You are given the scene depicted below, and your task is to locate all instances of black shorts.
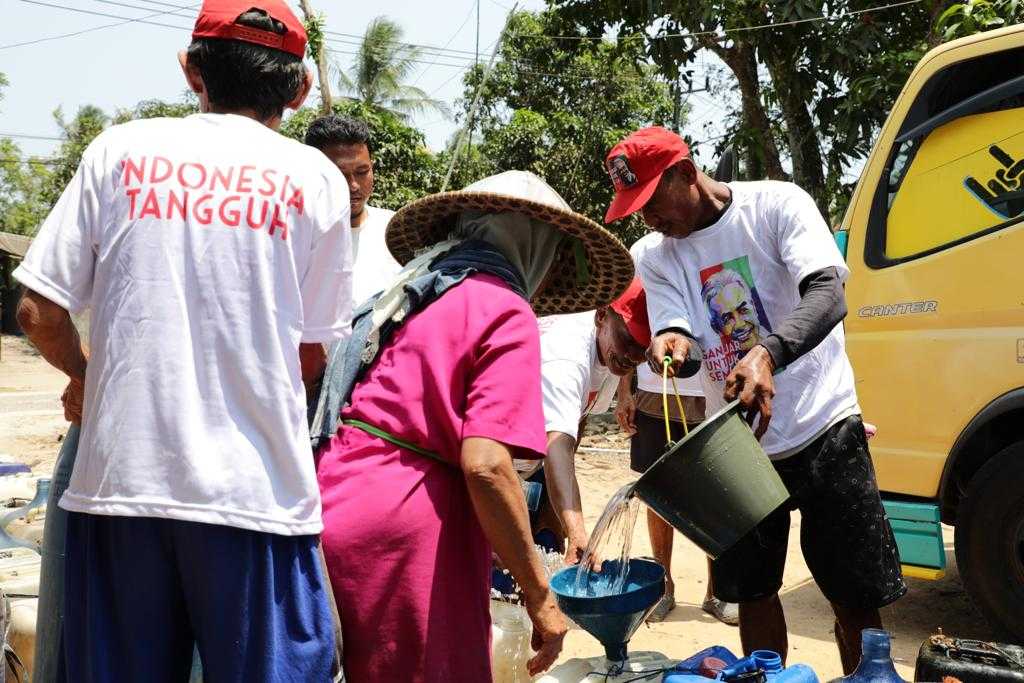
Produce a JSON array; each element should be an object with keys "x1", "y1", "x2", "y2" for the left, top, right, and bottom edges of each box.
[
  {"x1": 710, "y1": 415, "x2": 907, "y2": 610},
  {"x1": 630, "y1": 411, "x2": 703, "y2": 474}
]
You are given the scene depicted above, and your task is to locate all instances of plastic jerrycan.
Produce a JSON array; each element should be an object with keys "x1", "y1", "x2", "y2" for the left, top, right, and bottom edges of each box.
[
  {"x1": 663, "y1": 645, "x2": 739, "y2": 682},
  {"x1": 828, "y1": 630, "x2": 908, "y2": 683},
  {"x1": 718, "y1": 651, "x2": 819, "y2": 682}
]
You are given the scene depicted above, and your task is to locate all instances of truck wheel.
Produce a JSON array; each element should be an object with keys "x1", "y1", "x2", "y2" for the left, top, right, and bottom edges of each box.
[{"x1": 954, "y1": 441, "x2": 1024, "y2": 640}]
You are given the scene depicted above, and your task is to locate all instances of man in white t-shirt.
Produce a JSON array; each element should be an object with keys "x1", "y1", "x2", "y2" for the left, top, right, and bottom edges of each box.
[
  {"x1": 305, "y1": 114, "x2": 402, "y2": 306},
  {"x1": 14, "y1": 2, "x2": 351, "y2": 679},
  {"x1": 530, "y1": 279, "x2": 649, "y2": 565},
  {"x1": 614, "y1": 231, "x2": 737, "y2": 626},
  {"x1": 603, "y1": 127, "x2": 905, "y2": 674}
]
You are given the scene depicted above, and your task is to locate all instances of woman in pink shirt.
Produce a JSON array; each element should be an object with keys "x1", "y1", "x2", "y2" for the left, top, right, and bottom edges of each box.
[{"x1": 316, "y1": 171, "x2": 634, "y2": 682}]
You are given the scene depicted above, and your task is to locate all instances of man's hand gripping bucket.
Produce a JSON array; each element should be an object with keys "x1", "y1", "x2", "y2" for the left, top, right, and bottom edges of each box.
[{"x1": 629, "y1": 359, "x2": 790, "y2": 559}]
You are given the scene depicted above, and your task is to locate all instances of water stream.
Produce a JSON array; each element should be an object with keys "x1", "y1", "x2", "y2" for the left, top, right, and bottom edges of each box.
[{"x1": 573, "y1": 483, "x2": 642, "y2": 596}]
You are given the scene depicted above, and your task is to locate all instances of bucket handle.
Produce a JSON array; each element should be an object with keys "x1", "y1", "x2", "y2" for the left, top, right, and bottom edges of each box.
[{"x1": 661, "y1": 357, "x2": 689, "y2": 447}]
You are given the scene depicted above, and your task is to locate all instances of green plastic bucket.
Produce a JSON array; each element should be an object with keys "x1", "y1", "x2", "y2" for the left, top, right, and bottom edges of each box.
[{"x1": 631, "y1": 399, "x2": 790, "y2": 559}]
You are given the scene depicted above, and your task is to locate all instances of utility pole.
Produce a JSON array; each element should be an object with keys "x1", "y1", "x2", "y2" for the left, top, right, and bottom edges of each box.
[
  {"x1": 442, "y1": 2, "x2": 519, "y2": 191},
  {"x1": 469, "y1": 0, "x2": 480, "y2": 150},
  {"x1": 298, "y1": 0, "x2": 334, "y2": 115}
]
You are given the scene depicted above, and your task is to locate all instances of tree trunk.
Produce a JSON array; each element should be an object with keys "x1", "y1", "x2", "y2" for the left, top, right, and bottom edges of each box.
[
  {"x1": 297, "y1": 0, "x2": 333, "y2": 115},
  {"x1": 707, "y1": 40, "x2": 786, "y2": 182},
  {"x1": 761, "y1": 49, "x2": 830, "y2": 218}
]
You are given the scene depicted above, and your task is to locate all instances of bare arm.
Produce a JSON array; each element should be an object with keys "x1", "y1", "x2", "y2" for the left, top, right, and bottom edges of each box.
[
  {"x1": 544, "y1": 431, "x2": 587, "y2": 565},
  {"x1": 16, "y1": 289, "x2": 87, "y2": 382},
  {"x1": 17, "y1": 289, "x2": 88, "y2": 424},
  {"x1": 298, "y1": 342, "x2": 327, "y2": 400},
  {"x1": 461, "y1": 436, "x2": 566, "y2": 675},
  {"x1": 615, "y1": 371, "x2": 637, "y2": 436}
]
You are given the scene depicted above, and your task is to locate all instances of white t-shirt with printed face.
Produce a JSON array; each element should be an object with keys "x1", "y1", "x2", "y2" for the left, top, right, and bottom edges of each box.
[
  {"x1": 350, "y1": 204, "x2": 401, "y2": 306},
  {"x1": 14, "y1": 113, "x2": 353, "y2": 535},
  {"x1": 638, "y1": 180, "x2": 859, "y2": 457},
  {"x1": 538, "y1": 311, "x2": 616, "y2": 440},
  {"x1": 630, "y1": 233, "x2": 704, "y2": 397}
]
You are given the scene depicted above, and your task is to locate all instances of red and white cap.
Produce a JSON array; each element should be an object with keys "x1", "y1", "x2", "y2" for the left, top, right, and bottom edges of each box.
[
  {"x1": 609, "y1": 278, "x2": 651, "y2": 348},
  {"x1": 192, "y1": 0, "x2": 307, "y2": 59},
  {"x1": 604, "y1": 127, "x2": 690, "y2": 224}
]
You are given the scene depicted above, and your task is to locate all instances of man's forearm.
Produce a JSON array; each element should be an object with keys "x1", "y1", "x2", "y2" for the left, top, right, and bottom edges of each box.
[
  {"x1": 544, "y1": 432, "x2": 585, "y2": 541},
  {"x1": 16, "y1": 289, "x2": 87, "y2": 381}
]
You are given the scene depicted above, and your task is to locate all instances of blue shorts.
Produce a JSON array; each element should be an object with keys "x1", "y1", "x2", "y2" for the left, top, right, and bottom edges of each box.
[{"x1": 61, "y1": 512, "x2": 334, "y2": 683}]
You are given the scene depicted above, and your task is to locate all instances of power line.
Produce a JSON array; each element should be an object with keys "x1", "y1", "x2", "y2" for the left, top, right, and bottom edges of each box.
[
  {"x1": 91, "y1": 0, "x2": 194, "y2": 18},
  {"x1": 411, "y1": 0, "x2": 479, "y2": 87},
  {"x1": 443, "y1": 3, "x2": 519, "y2": 190},
  {"x1": 325, "y1": 47, "x2": 472, "y2": 71},
  {"x1": 14, "y1": 0, "x2": 191, "y2": 32},
  {"x1": 511, "y1": 0, "x2": 925, "y2": 42},
  {"x1": 323, "y1": 36, "x2": 481, "y2": 63},
  {"x1": 0, "y1": 157, "x2": 61, "y2": 166},
  {"x1": 4, "y1": 0, "x2": 197, "y2": 49},
  {"x1": 324, "y1": 31, "x2": 482, "y2": 59},
  {"x1": 0, "y1": 133, "x2": 64, "y2": 141}
]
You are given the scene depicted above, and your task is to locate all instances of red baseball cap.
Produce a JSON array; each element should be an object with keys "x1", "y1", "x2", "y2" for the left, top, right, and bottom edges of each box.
[
  {"x1": 192, "y1": 0, "x2": 307, "y2": 59},
  {"x1": 604, "y1": 127, "x2": 689, "y2": 224},
  {"x1": 609, "y1": 278, "x2": 651, "y2": 348}
]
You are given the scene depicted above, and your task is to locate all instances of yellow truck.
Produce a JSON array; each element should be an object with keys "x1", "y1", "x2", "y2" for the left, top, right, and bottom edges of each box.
[{"x1": 839, "y1": 22, "x2": 1024, "y2": 640}]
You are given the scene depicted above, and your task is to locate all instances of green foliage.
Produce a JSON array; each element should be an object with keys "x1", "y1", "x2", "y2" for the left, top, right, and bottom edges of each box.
[
  {"x1": 280, "y1": 100, "x2": 444, "y2": 210},
  {"x1": 112, "y1": 95, "x2": 199, "y2": 123},
  {"x1": 335, "y1": 16, "x2": 451, "y2": 120},
  {"x1": 304, "y1": 11, "x2": 327, "y2": 63},
  {"x1": 451, "y1": 10, "x2": 677, "y2": 243},
  {"x1": 39, "y1": 105, "x2": 109, "y2": 210},
  {"x1": 936, "y1": 0, "x2": 1024, "y2": 41},
  {"x1": 0, "y1": 139, "x2": 51, "y2": 236},
  {"x1": 549, "y1": 0, "x2": 1024, "y2": 221}
]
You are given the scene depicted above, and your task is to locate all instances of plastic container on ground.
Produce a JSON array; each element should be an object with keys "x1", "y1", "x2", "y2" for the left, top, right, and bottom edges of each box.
[
  {"x1": 537, "y1": 651, "x2": 678, "y2": 682},
  {"x1": 828, "y1": 630, "x2": 908, "y2": 682},
  {"x1": 663, "y1": 648, "x2": 818, "y2": 682},
  {"x1": 491, "y1": 599, "x2": 533, "y2": 683}
]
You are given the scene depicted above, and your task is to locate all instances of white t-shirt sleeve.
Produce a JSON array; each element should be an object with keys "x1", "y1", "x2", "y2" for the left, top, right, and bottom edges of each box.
[
  {"x1": 541, "y1": 358, "x2": 589, "y2": 439},
  {"x1": 299, "y1": 180, "x2": 354, "y2": 344},
  {"x1": 638, "y1": 246, "x2": 693, "y2": 336},
  {"x1": 772, "y1": 184, "x2": 849, "y2": 286},
  {"x1": 13, "y1": 144, "x2": 103, "y2": 314}
]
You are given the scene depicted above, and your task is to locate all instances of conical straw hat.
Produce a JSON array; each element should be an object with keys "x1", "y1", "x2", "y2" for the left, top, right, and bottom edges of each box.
[{"x1": 385, "y1": 171, "x2": 635, "y2": 316}]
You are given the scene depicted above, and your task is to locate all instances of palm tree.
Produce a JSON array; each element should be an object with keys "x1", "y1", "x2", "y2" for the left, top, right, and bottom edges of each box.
[{"x1": 337, "y1": 17, "x2": 452, "y2": 120}]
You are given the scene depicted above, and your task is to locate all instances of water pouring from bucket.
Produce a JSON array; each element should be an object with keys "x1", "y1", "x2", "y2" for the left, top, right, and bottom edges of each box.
[{"x1": 548, "y1": 360, "x2": 790, "y2": 673}]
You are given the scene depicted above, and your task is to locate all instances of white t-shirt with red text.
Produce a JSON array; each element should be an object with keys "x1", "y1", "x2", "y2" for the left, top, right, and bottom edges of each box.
[
  {"x1": 638, "y1": 181, "x2": 859, "y2": 457},
  {"x1": 14, "y1": 113, "x2": 353, "y2": 535}
]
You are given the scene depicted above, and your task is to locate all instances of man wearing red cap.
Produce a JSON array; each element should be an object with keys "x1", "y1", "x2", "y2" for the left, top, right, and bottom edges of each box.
[
  {"x1": 525, "y1": 279, "x2": 649, "y2": 565},
  {"x1": 603, "y1": 127, "x2": 905, "y2": 673},
  {"x1": 14, "y1": 2, "x2": 351, "y2": 680}
]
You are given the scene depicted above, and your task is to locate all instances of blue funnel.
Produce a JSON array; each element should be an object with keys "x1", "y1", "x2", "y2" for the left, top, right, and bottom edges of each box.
[{"x1": 550, "y1": 559, "x2": 665, "y2": 662}]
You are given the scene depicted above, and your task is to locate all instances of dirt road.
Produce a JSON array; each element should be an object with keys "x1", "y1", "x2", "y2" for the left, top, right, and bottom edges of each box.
[{"x1": 0, "y1": 334, "x2": 995, "y2": 680}]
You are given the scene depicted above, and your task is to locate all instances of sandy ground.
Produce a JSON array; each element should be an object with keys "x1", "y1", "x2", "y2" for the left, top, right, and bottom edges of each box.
[{"x1": 0, "y1": 334, "x2": 996, "y2": 681}]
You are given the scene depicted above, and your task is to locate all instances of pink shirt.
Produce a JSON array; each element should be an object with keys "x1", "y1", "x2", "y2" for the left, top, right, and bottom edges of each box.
[{"x1": 318, "y1": 273, "x2": 546, "y2": 682}]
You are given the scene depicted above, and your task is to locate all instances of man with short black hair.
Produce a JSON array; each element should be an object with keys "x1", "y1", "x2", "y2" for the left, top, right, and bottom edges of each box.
[
  {"x1": 15, "y1": 1, "x2": 351, "y2": 679},
  {"x1": 306, "y1": 114, "x2": 402, "y2": 304},
  {"x1": 603, "y1": 126, "x2": 905, "y2": 674}
]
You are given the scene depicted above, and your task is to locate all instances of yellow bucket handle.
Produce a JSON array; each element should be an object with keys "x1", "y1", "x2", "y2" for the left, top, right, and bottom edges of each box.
[{"x1": 662, "y1": 357, "x2": 689, "y2": 446}]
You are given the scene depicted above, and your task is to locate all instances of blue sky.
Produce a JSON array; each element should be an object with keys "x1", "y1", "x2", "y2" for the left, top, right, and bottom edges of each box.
[{"x1": 1, "y1": 0, "x2": 725, "y2": 164}]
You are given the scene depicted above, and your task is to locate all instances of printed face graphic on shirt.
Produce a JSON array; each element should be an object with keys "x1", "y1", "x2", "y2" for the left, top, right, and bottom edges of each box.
[{"x1": 700, "y1": 257, "x2": 773, "y2": 381}]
